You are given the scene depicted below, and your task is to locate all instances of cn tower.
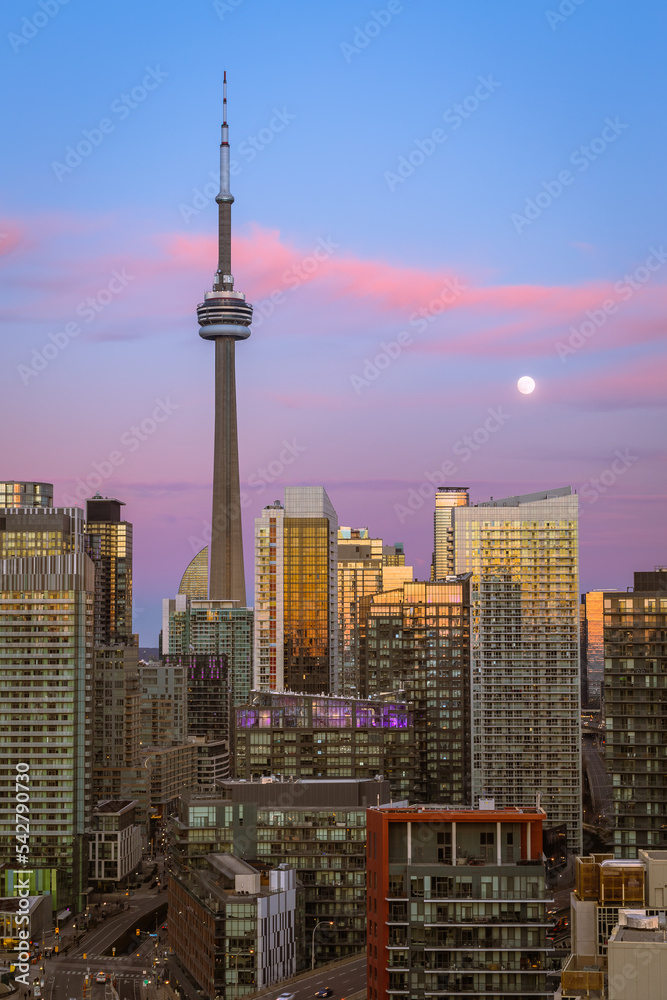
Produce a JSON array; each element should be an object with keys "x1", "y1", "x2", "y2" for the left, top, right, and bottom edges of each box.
[{"x1": 196, "y1": 73, "x2": 252, "y2": 605}]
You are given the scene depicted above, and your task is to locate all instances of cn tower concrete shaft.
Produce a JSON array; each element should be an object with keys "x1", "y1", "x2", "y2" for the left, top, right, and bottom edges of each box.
[{"x1": 209, "y1": 336, "x2": 246, "y2": 604}]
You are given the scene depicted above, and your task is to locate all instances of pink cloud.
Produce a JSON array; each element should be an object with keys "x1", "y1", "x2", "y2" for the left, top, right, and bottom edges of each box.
[
  {"x1": 3, "y1": 212, "x2": 666, "y2": 365},
  {"x1": 543, "y1": 355, "x2": 667, "y2": 410},
  {"x1": 0, "y1": 221, "x2": 24, "y2": 257}
]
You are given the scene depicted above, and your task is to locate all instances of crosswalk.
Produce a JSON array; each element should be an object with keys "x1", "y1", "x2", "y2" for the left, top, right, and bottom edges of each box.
[{"x1": 58, "y1": 970, "x2": 144, "y2": 977}]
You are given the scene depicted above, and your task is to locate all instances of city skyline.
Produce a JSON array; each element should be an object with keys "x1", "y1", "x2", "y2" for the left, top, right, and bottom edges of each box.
[{"x1": 1, "y1": 1, "x2": 665, "y2": 643}]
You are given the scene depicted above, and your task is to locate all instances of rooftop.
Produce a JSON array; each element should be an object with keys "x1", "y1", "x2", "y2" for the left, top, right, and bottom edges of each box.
[
  {"x1": 611, "y1": 926, "x2": 667, "y2": 944},
  {"x1": 94, "y1": 799, "x2": 136, "y2": 814}
]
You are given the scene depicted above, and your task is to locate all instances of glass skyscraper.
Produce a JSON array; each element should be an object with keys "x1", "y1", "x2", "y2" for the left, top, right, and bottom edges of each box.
[
  {"x1": 604, "y1": 570, "x2": 667, "y2": 857},
  {"x1": 0, "y1": 505, "x2": 94, "y2": 913},
  {"x1": 580, "y1": 590, "x2": 610, "y2": 710},
  {"x1": 163, "y1": 595, "x2": 252, "y2": 709},
  {"x1": 359, "y1": 578, "x2": 472, "y2": 804},
  {"x1": 84, "y1": 494, "x2": 133, "y2": 646},
  {"x1": 452, "y1": 487, "x2": 583, "y2": 854},
  {"x1": 432, "y1": 486, "x2": 469, "y2": 580},
  {"x1": 254, "y1": 487, "x2": 338, "y2": 694}
]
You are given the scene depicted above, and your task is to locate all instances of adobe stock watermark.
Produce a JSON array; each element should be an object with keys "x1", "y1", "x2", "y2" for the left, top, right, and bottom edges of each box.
[
  {"x1": 511, "y1": 117, "x2": 628, "y2": 233},
  {"x1": 394, "y1": 407, "x2": 511, "y2": 523},
  {"x1": 188, "y1": 439, "x2": 306, "y2": 553},
  {"x1": 51, "y1": 66, "x2": 168, "y2": 181},
  {"x1": 340, "y1": 1, "x2": 411, "y2": 63},
  {"x1": 546, "y1": 0, "x2": 587, "y2": 30},
  {"x1": 579, "y1": 449, "x2": 638, "y2": 507},
  {"x1": 213, "y1": 0, "x2": 244, "y2": 20},
  {"x1": 60, "y1": 397, "x2": 179, "y2": 505},
  {"x1": 179, "y1": 108, "x2": 296, "y2": 223},
  {"x1": 556, "y1": 246, "x2": 667, "y2": 361},
  {"x1": 8, "y1": 0, "x2": 70, "y2": 54},
  {"x1": 608, "y1": 947, "x2": 661, "y2": 995},
  {"x1": 17, "y1": 269, "x2": 134, "y2": 385},
  {"x1": 349, "y1": 277, "x2": 466, "y2": 395},
  {"x1": 384, "y1": 75, "x2": 501, "y2": 191},
  {"x1": 252, "y1": 236, "x2": 340, "y2": 329}
]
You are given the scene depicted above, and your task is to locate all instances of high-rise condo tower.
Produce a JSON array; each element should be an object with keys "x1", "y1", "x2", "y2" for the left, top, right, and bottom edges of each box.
[{"x1": 196, "y1": 73, "x2": 252, "y2": 604}]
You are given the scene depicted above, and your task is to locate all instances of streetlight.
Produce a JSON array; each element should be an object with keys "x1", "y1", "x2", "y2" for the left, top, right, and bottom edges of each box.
[{"x1": 311, "y1": 921, "x2": 333, "y2": 971}]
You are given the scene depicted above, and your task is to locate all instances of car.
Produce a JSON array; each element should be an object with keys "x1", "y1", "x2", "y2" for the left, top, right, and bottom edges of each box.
[
  {"x1": 315, "y1": 991, "x2": 334, "y2": 998},
  {"x1": 275, "y1": 994, "x2": 295, "y2": 1000},
  {"x1": 95, "y1": 973, "x2": 107, "y2": 983}
]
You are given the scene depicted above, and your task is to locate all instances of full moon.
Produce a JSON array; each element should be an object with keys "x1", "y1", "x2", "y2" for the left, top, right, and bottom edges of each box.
[{"x1": 517, "y1": 375, "x2": 536, "y2": 394}]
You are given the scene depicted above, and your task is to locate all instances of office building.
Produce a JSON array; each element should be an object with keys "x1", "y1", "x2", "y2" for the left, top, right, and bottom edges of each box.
[
  {"x1": 163, "y1": 595, "x2": 253, "y2": 708},
  {"x1": 89, "y1": 800, "x2": 142, "y2": 886},
  {"x1": 0, "y1": 506, "x2": 94, "y2": 913},
  {"x1": 169, "y1": 777, "x2": 390, "y2": 963},
  {"x1": 360, "y1": 578, "x2": 472, "y2": 804},
  {"x1": 452, "y1": 487, "x2": 583, "y2": 854},
  {"x1": 0, "y1": 481, "x2": 52, "y2": 508},
  {"x1": 366, "y1": 804, "x2": 552, "y2": 999},
  {"x1": 233, "y1": 690, "x2": 416, "y2": 799},
  {"x1": 604, "y1": 570, "x2": 667, "y2": 857},
  {"x1": 169, "y1": 855, "x2": 298, "y2": 999},
  {"x1": 337, "y1": 528, "x2": 413, "y2": 697},
  {"x1": 432, "y1": 486, "x2": 469, "y2": 580},
  {"x1": 195, "y1": 73, "x2": 252, "y2": 606},
  {"x1": 254, "y1": 488, "x2": 338, "y2": 694}
]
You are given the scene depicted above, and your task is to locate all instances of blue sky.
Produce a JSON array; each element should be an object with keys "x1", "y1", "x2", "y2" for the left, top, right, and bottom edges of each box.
[{"x1": 1, "y1": 0, "x2": 665, "y2": 642}]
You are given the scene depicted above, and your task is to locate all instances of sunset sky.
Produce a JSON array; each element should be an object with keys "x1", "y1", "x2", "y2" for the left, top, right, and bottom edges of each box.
[{"x1": 1, "y1": 0, "x2": 665, "y2": 643}]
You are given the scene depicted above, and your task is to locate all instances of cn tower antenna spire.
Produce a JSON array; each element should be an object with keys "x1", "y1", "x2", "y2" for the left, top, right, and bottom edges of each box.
[{"x1": 215, "y1": 70, "x2": 234, "y2": 292}]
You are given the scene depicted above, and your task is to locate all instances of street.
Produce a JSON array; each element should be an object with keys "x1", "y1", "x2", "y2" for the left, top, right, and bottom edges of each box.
[{"x1": 38, "y1": 883, "x2": 166, "y2": 1000}]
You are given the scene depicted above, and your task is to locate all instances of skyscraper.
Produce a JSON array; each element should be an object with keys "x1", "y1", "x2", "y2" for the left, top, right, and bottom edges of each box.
[
  {"x1": 196, "y1": 73, "x2": 252, "y2": 605},
  {"x1": 338, "y1": 527, "x2": 383, "y2": 697},
  {"x1": 85, "y1": 494, "x2": 133, "y2": 646},
  {"x1": 580, "y1": 590, "x2": 609, "y2": 710},
  {"x1": 337, "y1": 528, "x2": 413, "y2": 697},
  {"x1": 0, "y1": 505, "x2": 94, "y2": 913},
  {"x1": 452, "y1": 487, "x2": 583, "y2": 854},
  {"x1": 359, "y1": 578, "x2": 472, "y2": 804},
  {"x1": 85, "y1": 494, "x2": 141, "y2": 807},
  {"x1": 163, "y1": 595, "x2": 252, "y2": 708},
  {"x1": 254, "y1": 488, "x2": 338, "y2": 694},
  {"x1": 432, "y1": 485, "x2": 469, "y2": 580},
  {"x1": 604, "y1": 569, "x2": 667, "y2": 857}
]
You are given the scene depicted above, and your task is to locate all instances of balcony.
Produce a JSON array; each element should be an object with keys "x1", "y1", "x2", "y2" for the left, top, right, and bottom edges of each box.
[{"x1": 561, "y1": 954, "x2": 604, "y2": 994}]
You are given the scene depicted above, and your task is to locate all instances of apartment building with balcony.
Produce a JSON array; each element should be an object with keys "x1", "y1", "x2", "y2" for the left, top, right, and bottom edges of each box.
[
  {"x1": 367, "y1": 804, "x2": 553, "y2": 999},
  {"x1": 168, "y1": 777, "x2": 391, "y2": 964}
]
